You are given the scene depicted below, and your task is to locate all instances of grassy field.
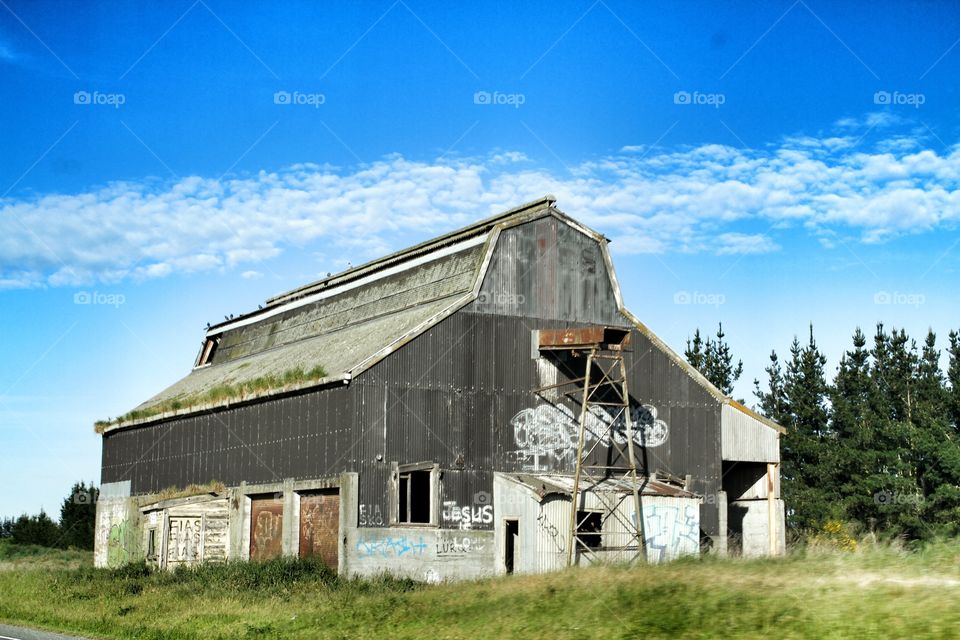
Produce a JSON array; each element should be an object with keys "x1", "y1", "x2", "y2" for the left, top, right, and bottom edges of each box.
[
  {"x1": 0, "y1": 540, "x2": 91, "y2": 572},
  {"x1": 0, "y1": 541, "x2": 958, "y2": 640}
]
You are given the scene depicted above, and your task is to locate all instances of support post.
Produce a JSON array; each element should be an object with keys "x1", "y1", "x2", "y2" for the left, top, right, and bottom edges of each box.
[{"x1": 767, "y1": 463, "x2": 777, "y2": 556}]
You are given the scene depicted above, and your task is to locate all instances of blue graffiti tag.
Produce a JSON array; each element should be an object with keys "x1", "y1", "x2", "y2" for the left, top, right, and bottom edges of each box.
[{"x1": 356, "y1": 535, "x2": 428, "y2": 557}]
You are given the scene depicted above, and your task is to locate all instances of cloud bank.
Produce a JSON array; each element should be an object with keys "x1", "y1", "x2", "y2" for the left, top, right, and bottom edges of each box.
[{"x1": 1, "y1": 121, "x2": 958, "y2": 288}]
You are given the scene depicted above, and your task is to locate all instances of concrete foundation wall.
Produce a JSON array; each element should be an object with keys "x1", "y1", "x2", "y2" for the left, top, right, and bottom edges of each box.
[
  {"x1": 348, "y1": 527, "x2": 495, "y2": 582},
  {"x1": 731, "y1": 499, "x2": 786, "y2": 557}
]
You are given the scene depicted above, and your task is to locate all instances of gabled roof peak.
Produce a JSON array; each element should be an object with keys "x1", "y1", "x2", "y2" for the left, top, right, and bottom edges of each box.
[{"x1": 262, "y1": 194, "x2": 557, "y2": 309}]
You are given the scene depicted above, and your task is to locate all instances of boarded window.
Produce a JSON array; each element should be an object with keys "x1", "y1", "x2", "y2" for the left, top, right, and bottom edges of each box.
[
  {"x1": 398, "y1": 469, "x2": 432, "y2": 524},
  {"x1": 250, "y1": 495, "x2": 284, "y2": 560},
  {"x1": 299, "y1": 491, "x2": 340, "y2": 571}
]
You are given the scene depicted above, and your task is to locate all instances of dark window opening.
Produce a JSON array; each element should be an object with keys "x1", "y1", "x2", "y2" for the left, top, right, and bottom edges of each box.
[
  {"x1": 504, "y1": 519, "x2": 519, "y2": 574},
  {"x1": 398, "y1": 469, "x2": 432, "y2": 524},
  {"x1": 577, "y1": 511, "x2": 603, "y2": 549},
  {"x1": 146, "y1": 528, "x2": 157, "y2": 559}
]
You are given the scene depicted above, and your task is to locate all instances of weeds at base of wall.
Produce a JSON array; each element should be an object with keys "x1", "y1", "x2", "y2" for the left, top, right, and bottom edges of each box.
[{"x1": 62, "y1": 556, "x2": 423, "y2": 598}]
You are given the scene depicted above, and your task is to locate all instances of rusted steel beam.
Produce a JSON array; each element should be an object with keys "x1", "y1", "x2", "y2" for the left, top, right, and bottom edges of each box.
[{"x1": 538, "y1": 326, "x2": 631, "y2": 349}]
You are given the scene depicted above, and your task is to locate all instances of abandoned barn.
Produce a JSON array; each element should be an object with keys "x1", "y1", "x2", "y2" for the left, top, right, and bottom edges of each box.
[{"x1": 94, "y1": 196, "x2": 785, "y2": 579}]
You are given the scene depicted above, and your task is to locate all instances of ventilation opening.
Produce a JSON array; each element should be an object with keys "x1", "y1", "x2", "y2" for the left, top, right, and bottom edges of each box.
[{"x1": 195, "y1": 336, "x2": 220, "y2": 367}]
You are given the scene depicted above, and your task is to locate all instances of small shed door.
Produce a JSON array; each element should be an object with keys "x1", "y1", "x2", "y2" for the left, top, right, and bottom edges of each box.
[
  {"x1": 250, "y1": 495, "x2": 284, "y2": 561},
  {"x1": 299, "y1": 491, "x2": 340, "y2": 571},
  {"x1": 167, "y1": 515, "x2": 203, "y2": 568}
]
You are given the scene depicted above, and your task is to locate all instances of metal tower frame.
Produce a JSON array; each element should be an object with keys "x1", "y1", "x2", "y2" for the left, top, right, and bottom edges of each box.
[{"x1": 535, "y1": 327, "x2": 647, "y2": 567}]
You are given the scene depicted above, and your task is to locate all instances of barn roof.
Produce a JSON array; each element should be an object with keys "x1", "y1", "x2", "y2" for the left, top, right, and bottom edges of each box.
[
  {"x1": 101, "y1": 196, "x2": 574, "y2": 431},
  {"x1": 98, "y1": 195, "x2": 782, "y2": 436}
]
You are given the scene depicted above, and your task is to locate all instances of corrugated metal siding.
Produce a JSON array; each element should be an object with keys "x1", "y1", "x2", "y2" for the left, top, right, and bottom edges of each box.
[
  {"x1": 620, "y1": 324, "x2": 723, "y2": 539},
  {"x1": 464, "y1": 217, "x2": 624, "y2": 325},
  {"x1": 721, "y1": 404, "x2": 780, "y2": 463}
]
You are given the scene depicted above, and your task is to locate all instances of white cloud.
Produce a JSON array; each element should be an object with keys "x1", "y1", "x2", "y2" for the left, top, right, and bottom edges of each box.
[
  {"x1": 1, "y1": 124, "x2": 958, "y2": 288},
  {"x1": 714, "y1": 233, "x2": 781, "y2": 255}
]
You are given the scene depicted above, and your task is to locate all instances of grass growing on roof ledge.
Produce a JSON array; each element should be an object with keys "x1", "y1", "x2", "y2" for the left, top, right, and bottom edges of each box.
[
  {"x1": 94, "y1": 365, "x2": 327, "y2": 433},
  {"x1": 149, "y1": 481, "x2": 227, "y2": 503}
]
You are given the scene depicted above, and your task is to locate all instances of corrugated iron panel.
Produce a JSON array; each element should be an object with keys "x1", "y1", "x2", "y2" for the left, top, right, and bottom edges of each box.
[{"x1": 721, "y1": 404, "x2": 780, "y2": 463}]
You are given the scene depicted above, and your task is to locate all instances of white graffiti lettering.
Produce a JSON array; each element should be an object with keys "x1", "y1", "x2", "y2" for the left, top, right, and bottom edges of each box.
[
  {"x1": 435, "y1": 535, "x2": 486, "y2": 556},
  {"x1": 442, "y1": 502, "x2": 493, "y2": 530},
  {"x1": 358, "y1": 504, "x2": 384, "y2": 527},
  {"x1": 641, "y1": 505, "x2": 699, "y2": 562},
  {"x1": 511, "y1": 403, "x2": 668, "y2": 470}
]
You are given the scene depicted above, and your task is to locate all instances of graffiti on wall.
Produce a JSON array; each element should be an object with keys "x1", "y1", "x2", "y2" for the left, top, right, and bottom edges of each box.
[
  {"x1": 435, "y1": 535, "x2": 486, "y2": 556},
  {"x1": 356, "y1": 535, "x2": 428, "y2": 557},
  {"x1": 167, "y1": 517, "x2": 202, "y2": 564},
  {"x1": 511, "y1": 402, "x2": 669, "y2": 470},
  {"x1": 106, "y1": 519, "x2": 129, "y2": 566},
  {"x1": 441, "y1": 501, "x2": 493, "y2": 530},
  {"x1": 537, "y1": 507, "x2": 565, "y2": 553},
  {"x1": 252, "y1": 510, "x2": 283, "y2": 559},
  {"x1": 641, "y1": 505, "x2": 699, "y2": 562},
  {"x1": 358, "y1": 504, "x2": 385, "y2": 527}
]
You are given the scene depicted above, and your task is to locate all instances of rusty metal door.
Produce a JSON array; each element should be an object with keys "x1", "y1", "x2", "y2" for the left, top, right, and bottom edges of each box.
[
  {"x1": 250, "y1": 495, "x2": 284, "y2": 561},
  {"x1": 299, "y1": 491, "x2": 340, "y2": 570}
]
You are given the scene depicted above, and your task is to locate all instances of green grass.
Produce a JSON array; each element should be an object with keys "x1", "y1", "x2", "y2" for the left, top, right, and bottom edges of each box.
[
  {"x1": 1, "y1": 541, "x2": 959, "y2": 639},
  {"x1": 0, "y1": 539, "x2": 91, "y2": 571},
  {"x1": 95, "y1": 365, "x2": 327, "y2": 431}
]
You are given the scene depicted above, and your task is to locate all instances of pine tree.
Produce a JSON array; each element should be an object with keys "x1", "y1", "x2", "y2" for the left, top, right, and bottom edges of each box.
[
  {"x1": 755, "y1": 326, "x2": 830, "y2": 531},
  {"x1": 865, "y1": 325, "x2": 923, "y2": 536},
  {"x1": 685, "y1": 329, "x2": 706, "y2": 372},
  {"x1": 829, "y1": 328, "x2": 874, "y2": 524},
  {"x1": 685, "y1": 323, "x2": 743, "y2": 396},
  {"x1": 782, "y1": 327, "x2": 831, "y2": 529},
  {"x1": 911, "y1": 331, "x2": 960, "y2": 537},
  {"x1": 754, "y1": 350, "x2": 789, "y2": 426},
  {"x1": 10, "y1": 510, "x2": 60, "y2": 547},
  {"x1": 59, "y1": 482, "x2": 98, "y2": 550},
  {"x1": 948, "y1": 330, "x2": 960, "y2": 435}
]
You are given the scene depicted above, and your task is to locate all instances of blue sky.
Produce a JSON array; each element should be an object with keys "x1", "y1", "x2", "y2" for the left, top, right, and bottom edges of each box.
[{"x1": 1, "y1": 0, "x2": 959, "y2": 518}]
